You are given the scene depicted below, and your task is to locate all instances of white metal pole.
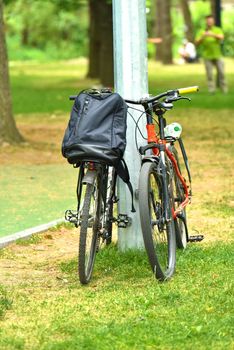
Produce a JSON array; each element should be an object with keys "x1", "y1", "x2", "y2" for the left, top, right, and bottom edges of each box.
[{"x1": 112, "y1": 0, "x2": 148, "y2": 250}]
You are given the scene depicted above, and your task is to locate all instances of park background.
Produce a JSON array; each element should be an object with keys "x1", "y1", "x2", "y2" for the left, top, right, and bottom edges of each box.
[{"x1": 0, "y1": 0, "x2": 233, "y2": 349}]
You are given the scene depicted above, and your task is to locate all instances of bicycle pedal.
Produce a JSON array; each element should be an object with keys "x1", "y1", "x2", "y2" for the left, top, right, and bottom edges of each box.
[
  {"x1": 116, "y1": 214, "x2": 132, "y2": 228},
  {"x1": 188, "y1": 235, "x2": 204, "y2": 242},
  {"x1": 65, "y1": 210, "x2": 78, "y2": 225}
]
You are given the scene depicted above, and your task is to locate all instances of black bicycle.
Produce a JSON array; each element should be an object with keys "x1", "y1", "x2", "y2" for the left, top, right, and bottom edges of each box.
[
  {"x1": 64, "y1": 87, "x2": 132, "y2": 285},
  {"x1": 65, "y1": 161, "x2": 117, "y2": 284}
]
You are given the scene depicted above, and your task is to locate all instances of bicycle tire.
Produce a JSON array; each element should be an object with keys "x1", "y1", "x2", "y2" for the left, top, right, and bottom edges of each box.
[
  {"x1": 139, "y1": 161, "x2": 176, "y2": 281},
  {"x1": 78, "y1": 174, "x2": 101, "y2": 284},
  {"x1": 169, "y1": 146, "x2": 188, "y2": 249}
]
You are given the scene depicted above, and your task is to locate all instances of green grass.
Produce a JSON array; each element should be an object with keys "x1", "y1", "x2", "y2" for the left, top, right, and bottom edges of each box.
[
  {"x1": 15, "y1": 234, "x2": 43, "y2": 246},
  {"x1": 0, "y1": 243, "x2": 233, "y2": 349},
  {"x1": 0, "y1": 165, "x2": 77, "y2": 237},
  {"x1": 148, "y1": 59, "x2": 234, "y2": 109},
  {"x1": 9, "y1": 58, "x2": 234, "y2": 116},
  {"x1": 0, "y1": 285, "x2": 12, "y2": 319},
  {"x1": 10, "y1": 59, "x2": 94, "y2": 115}
]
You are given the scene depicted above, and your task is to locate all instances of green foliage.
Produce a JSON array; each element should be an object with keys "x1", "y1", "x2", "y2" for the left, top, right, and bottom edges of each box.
[
  {"x1": 4, "y1": 0, "x2": 88, "y2": 61},
  {"x1": 4, "y1": 0, "x2": 234, "y2": 61},
  {"x1": 222, "y1": 10, "x2": 234, "y2": 57},
  {"x1": 147, "y1": 0, "x2": 234, "y2": 59}
]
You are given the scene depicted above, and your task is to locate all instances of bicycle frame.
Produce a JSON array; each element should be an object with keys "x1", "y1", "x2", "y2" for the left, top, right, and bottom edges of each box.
[{"x1": 142, "y1": 104, "x2": 190, "y2": 220}]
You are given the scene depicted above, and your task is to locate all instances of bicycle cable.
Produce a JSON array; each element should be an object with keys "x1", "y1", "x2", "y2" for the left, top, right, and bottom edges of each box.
[{"x1": 127, "y1": 105, "x2": 159, "y2": 154}]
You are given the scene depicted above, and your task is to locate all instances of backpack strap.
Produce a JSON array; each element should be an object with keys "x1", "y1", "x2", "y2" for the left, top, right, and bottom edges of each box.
[{"x1": 116, "y1": 158, "x2": 136, "y2": 213}]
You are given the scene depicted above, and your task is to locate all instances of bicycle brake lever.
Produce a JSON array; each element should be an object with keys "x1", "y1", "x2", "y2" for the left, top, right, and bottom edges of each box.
[
  {"x1": 178, "y1": 96, "x2": 191, "y2": 102},
  {"x1": 165, "y1": 96, "x2": 191, "y2": 103}
]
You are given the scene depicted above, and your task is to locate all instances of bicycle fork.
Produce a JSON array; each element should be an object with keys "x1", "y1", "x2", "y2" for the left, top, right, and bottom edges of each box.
[{"x1": 159, "y1": 150, "x2": 172, "y2": 223}]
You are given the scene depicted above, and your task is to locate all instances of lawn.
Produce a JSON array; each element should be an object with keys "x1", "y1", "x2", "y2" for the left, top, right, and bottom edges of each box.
[
  {"x1": 0, "y1": 58, "x2": 233, "y2": 349},
  {"x1": 1, "y1": 58, "x2": 233, "y2": 237}
]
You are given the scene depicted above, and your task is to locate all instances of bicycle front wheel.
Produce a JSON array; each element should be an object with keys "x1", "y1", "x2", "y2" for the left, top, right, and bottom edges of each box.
[
  {"x1": 139, "y1": 161, "x2": 176, "y2": 281},
  {"x1": 78, "y1": 173, "x2": 101, "y2": 284}
]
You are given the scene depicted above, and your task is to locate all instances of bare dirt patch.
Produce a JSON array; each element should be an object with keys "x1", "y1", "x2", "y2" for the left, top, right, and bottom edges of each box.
[
  {"x1": 0, "y1": 119, "x2": 67, "y2": 165},
  {"x1": 0, "y1": 227, "x2": 78, "y2": 287}
]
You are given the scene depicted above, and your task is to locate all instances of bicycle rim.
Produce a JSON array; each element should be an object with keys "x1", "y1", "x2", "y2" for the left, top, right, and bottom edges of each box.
[
  {"x1": 78, "y1": 176, "x2": 101, "y2": 284},
  {"x1": 139, "y1": 161, "x2": 176, "y2": 281}
]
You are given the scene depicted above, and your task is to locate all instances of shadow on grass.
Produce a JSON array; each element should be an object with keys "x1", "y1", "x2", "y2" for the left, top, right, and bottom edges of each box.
[
  {"x1": 59, "y1": 241, "x2": 233, "y2": 288},
  {"x1": 59, "y1": 244, "x2": 152, "y2": 285}
]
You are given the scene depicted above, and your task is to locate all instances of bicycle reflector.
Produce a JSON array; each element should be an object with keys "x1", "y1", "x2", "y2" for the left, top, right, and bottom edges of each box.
[{"x1": 178, "y1": 86, "x2": 199, "y2": 94}]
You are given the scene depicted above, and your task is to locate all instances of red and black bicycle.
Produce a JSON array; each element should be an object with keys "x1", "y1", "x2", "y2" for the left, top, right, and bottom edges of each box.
[{"x1": 126, "y1": 86, "x2": 204, "y2": 281}]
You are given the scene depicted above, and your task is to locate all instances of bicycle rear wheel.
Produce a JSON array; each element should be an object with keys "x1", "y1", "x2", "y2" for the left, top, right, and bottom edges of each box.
[
  {"x1": 169, "y1": 146, "x2": 188, "y2": 249},
  {"x1": 78, "y1": 172, "x2": 101, "y2": 284},
  {"x1": 139, "y1": 161, "x2": 176, "y2": 281}
]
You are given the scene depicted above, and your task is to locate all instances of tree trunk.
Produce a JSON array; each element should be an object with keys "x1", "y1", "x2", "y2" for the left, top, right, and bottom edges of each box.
[
  {"x1": 161, "y1": 0, "x2": 173, "y2": 64},
  {"x1": 99, "y1": 0, "x2": 113, "y2": 87},
  {"x1": 211, "y1": 0, "x2": 221, "y2": 27},
  {"x1": 180, "y1": 0, "x2": 194, "y2": 42},
  {"x1": 155, "y1": 0, "x2": 164, "y2": 61},
  {"x1": 87, "y1": 0, "x2": 101, "y2": 79},
  {"x1": 87, "y1": 0, "x2": 114, "y2": 86},
  {"x1": 0, "y1": 0, "x2": 23, "y2": 144},
  {"x1": 21, "y1": 26, "x2": 29, "y2": 46}
]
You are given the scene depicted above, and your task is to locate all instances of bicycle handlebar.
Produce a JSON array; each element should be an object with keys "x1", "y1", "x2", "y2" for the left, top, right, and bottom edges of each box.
[
  {"x1": 125, "y1": 85, "x2": 199, "y2": 105},
  {"x1": 177, "y1": 86, "x2": 199, "y2": 95},
  {"x1": 69, "y1": 86, "x2": 199, "y2": 103}
]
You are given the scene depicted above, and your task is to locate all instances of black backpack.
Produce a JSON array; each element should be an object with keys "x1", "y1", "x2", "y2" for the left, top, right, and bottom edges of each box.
[{"x1": 62, "y1": 89, "x2": 135, "y2": 212}]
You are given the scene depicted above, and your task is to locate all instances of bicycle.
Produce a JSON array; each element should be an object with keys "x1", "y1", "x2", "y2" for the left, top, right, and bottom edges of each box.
[
  {"x1": 65, "y1": 160, "x2": 117, "y2": 284},
  {"x1": 65, "y1": 87, "x2": 204, "y2": 284},
  {"x1": 125, "y1": 86, "x2": 204, "y2": 281},
  {"x1": 65, "y1": 89, "x2": 131, "y2": 285}
]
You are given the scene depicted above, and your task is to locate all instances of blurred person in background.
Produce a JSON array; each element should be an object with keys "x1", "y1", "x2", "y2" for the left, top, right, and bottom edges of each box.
[
  {"x1": 195, "y1": 14, "x2": 228, "y2": 93},
  {"x1": 178, "y1": 39, "x2": 197, "y2": 64}
]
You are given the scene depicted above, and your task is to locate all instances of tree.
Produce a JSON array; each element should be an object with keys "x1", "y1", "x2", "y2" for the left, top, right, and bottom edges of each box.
[
  {"x1": 99, "y1": 0, "x2": 113, "y2": 86},
  {"x1": 154, "y1": 0, "x2": 164, "y2": 61},
  {"x1": 87, "y1": 0, "x2": 100, "y2": 79},
  {"x1": 152, "y1": 0, "x2": 173, "y2": 64},
  {"x1": 210, "y1": 0, "x2": 221, "y2": 27},
  {"x1": 180, "y1": 0, "x2": 194, "y2": 42},
  {"x1": 0, "y1": 0, "x2": 23, "y2": 144},
  {"x1": 161, "y1": 0, "x2": 173, "y2": 64},
  {"x1": 87, "y1": 0, "x2": 114, "y2": 86}
]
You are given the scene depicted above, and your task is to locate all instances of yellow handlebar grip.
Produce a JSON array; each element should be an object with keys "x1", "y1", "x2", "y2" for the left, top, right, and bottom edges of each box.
[{"x1": 178, "y1": 86, "x2": 199, "y2": 94}]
